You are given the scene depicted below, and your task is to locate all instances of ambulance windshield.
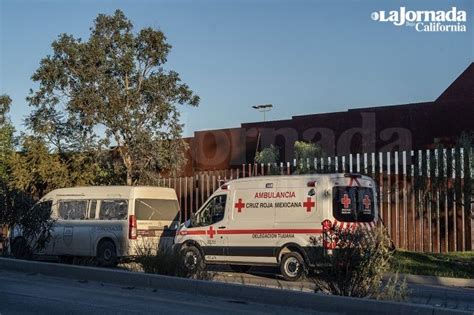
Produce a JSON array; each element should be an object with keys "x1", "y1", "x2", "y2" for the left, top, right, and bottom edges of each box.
[
  {"x1": 332, "y1": 186, "x2": 374, "y2": 222},
  {"x1": 191, "y1": 194, "x2": 226, "y2": 227}
]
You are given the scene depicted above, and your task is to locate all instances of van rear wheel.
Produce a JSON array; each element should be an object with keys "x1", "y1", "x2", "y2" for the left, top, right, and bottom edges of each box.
[
  {"x1": 180, "y1": 246, "x2": 205, "y2": 274},
  {"x1": 97, "y1": 240, "x2": 118, "y2": 267},
  {"x1": 280, "y1": 252, "x2": 305, "y2": 281}
]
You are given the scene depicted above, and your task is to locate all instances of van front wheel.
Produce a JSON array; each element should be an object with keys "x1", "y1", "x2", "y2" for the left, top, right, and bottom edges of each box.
[
  {"x1": 180, "y1": 246, "x2": 204, "y2": 274},
  {"x1": 11, "y1": 237, "x2": 31, "y2": 260},
  {"x1": 280, "y1": 252, "x2": 305, "y2": 281}
]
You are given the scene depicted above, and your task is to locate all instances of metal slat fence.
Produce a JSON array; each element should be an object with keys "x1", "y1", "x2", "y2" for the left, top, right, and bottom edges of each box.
[{"x1": 154, "y1": 148, "x2": 473, "y2": 253}]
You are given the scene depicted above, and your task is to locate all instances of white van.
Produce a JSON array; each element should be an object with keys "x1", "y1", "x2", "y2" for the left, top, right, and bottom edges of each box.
[
  {"x1": 174, "y1": 173, "x2": 377, "y2": 280},
  {"x1": 10, "y1": 186, "x2": 180, "y2": 266}
]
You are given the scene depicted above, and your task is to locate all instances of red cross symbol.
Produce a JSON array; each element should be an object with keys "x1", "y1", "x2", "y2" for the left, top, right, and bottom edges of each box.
[
  {"x1": 341, "y1": 194, "x2": 351, "y2": 208},
  {"x1": 303, "y1": 197, "x2": 315, "y2": 212},
  {"x1": 234, "y1": 198, "x2": 245, "y2": 213},
  {"x1": 207, "y1": 226, "x2": 216, "y2": 239},
  {"x1": 363, "y1": 195, "x2": 371, "y2": 209}
]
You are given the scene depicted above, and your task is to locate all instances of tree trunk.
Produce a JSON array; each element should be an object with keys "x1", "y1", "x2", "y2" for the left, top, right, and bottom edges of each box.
[{"x1": 120, "y1": 149, "x2": 133, "y2": 186}]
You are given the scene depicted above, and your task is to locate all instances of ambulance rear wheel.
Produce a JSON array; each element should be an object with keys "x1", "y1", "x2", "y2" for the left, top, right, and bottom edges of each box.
[
  {"x1": 229, "y1": 265, "x2": 251, "y2": 273},
  {"x1": 280, "y1": 252, "x2": 305, "y2": 281},
  {"x1": 180, "y1": 246, "x2": 204, "y2": 274}
]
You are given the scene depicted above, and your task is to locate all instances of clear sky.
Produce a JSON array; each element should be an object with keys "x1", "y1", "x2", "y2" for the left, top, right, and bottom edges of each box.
[{"x1": 1, "y1": 0, "x2": 472, "y2": 137}]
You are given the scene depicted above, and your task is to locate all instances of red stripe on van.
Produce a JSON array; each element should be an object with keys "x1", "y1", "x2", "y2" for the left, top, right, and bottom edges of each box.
[{"x1": 217, "y1": 229, "x2": 323, "y2": 235}]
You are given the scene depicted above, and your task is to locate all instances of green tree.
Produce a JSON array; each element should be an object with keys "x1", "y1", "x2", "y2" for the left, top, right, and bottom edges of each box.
[
  {"x1": 27, "y1": 10, "x2": 199, "y2": 185},
  {"x1": 255, "y1": 145, "x2": 280, "y2": 175},
  {"x1": 0, "y1": 95, "x2": 15, "y2": 182},
  {"x1": 0, "y1": 96, "x2": 54, "y2": 255},
  {"x1": 10, "y1": 137, "x2": 69, "y2": 200},
  {"x1": 294, "y1": 141, "x2": 324, "y2": 174},
  {"x1": 0, "y1": 95, "x2": 16, "y2": 228}
]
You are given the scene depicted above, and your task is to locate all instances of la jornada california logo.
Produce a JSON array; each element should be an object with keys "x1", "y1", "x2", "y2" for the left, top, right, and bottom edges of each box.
[{"x1": 371, "y1": 7, "x2": 467, "y2": 32}]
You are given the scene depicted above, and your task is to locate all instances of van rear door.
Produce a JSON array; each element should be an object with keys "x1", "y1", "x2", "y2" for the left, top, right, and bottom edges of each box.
[{"x1": 134, "y1": 199, "x2": 180, "y2": 247}]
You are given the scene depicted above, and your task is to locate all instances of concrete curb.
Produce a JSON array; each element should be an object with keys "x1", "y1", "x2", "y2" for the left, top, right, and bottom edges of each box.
[
  {"x1": 0, "y1": 258, "x2": 470, "y2": 315},
  {"x1": 391, "y1": 273, "x2": 474, "y2": 288}
]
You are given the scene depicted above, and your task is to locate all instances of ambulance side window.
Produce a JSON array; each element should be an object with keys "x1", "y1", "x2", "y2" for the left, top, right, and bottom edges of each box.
[{"x1": 194, "y1": 195, "x2": 226, "y2": 227}]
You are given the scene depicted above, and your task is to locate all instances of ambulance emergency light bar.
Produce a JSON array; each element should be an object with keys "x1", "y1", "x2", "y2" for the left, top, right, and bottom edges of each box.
[{"x1": 307, "y1": 180, "x2": 316, "y2": 187}]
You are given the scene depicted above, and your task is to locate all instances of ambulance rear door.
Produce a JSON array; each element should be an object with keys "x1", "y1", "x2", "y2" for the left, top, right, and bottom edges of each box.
[{"x1": 330, "y1": 175, "x2": 377, "y2": 225}]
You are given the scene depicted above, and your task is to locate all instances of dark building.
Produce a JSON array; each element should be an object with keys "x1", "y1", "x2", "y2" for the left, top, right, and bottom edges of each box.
[{"x1": 182, "y1": 63, "x2": 474, "y2": 175}]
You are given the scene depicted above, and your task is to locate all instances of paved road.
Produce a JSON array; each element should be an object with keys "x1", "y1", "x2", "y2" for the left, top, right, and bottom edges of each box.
[
  {"x1": 2, "y1": 264, "x2": 473, "y2": 314},
  {"x1": 210, "y1": 266, "x2": 474, "y2": 312},
  {"x1": 0, "y1": 270, "x2": 330, "y2": 315}
]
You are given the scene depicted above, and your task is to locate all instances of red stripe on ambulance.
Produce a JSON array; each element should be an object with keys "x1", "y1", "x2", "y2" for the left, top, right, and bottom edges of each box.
[
  {"x1": 181, "y1": 228, "x2": 323, "y2": 236},
  {"x1": 217, "y1": 228, "x2": 322, "y2": 235}
]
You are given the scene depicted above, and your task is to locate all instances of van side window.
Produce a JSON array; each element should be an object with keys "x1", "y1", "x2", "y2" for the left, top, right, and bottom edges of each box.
[
  {"x1": 58, "y1": 200, "x2": 87, "y2": 220},
  {"x1": 193, "y1": 195, "x2": 226, "y2": 227},
  {"x1": 89, "y1": 200, "x2": 97, "y2": 219},
  {"x1": 32, "y1": 200, "x2": 53, "y2": 218},
  {"x1": 99, "y1": 200, "x2": 128, "y2": 220}
]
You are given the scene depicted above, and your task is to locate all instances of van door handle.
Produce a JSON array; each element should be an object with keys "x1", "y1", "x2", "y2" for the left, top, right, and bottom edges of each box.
[{"x1": 218, "y1": 226, "x2": 226, "y2": 229}]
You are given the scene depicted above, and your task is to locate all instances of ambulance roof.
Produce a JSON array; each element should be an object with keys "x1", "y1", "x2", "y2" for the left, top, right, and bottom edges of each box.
[{"x1": 220, "y1": 173, "x2": 374, "y2": 190}]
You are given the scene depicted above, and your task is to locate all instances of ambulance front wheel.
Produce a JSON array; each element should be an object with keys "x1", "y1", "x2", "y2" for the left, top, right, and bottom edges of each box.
[
  {"x1": 180, "y1": 245, "x2": 205, "y2": 274},
  {"x1": 280, "y1": 252, "x2": 305, "y2": 281}
]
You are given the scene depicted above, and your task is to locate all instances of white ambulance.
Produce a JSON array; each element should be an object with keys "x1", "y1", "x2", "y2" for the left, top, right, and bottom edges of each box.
[{"x1": 174, "y1": 173, "x2": 377, "y2": 281}]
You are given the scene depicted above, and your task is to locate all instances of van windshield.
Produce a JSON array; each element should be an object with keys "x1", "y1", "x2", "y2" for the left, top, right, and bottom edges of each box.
[
  {"x1": 332, "y1": 186, "x2": 375, "y2": 222},
  {"x1": 135, "y1": 199, "x2": 179, "y2": 221}
]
